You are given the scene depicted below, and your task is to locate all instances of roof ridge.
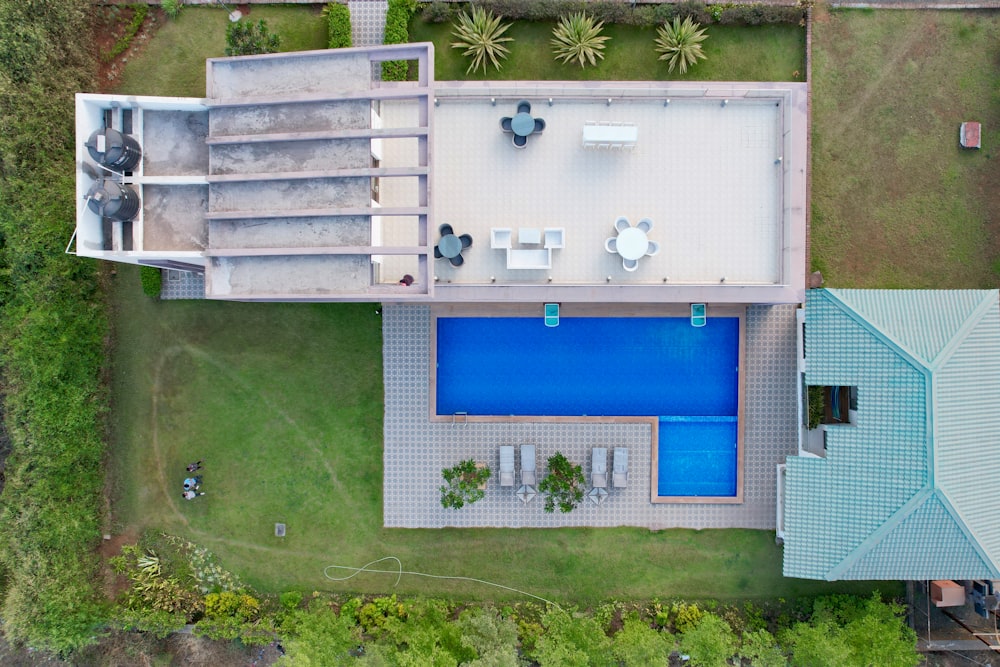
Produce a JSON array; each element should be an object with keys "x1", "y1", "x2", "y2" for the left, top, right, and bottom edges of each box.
[
  {"x1": 927, "y1": 290, "x2": 999, "y2": 371},
  {"x1": 825, "y1": 486, "x2": 933, "y2": 580},
  {"x1": 822, "y1": 289, "x2": 931, "y2": 373},
  {"x1": 932, "y1": 489, "x2": 1000, "y2": 578}
]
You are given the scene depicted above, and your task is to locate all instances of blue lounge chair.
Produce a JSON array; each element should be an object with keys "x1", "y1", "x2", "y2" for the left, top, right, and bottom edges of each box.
[
  {"x1": 459, "y1": 234, "x2": 473, "y2": 248},
  {"x1": 533, "y1": 118, "x2": 546, "y2": 134},
  {"x1": 449, "y1": 253, "x2": 464, "y2": 267},
  {"x1": 500, "y1": 117, "x2": 513, "y2": 133},
  {"x1": 691, "y1": 303, "x2": 706, "y2": 327},
  {"x1": 517, "y1": 100, "x2": 531, "y2": 114},
  {"x1": 545, "y1": 303, "x2": 559, "y2": 327},
  {"x1": 513, "y1": 134, "x2": 527, "y2": 149},
  {"x1": 439, "y1": 223, "x2": 454, "y2": 236}
]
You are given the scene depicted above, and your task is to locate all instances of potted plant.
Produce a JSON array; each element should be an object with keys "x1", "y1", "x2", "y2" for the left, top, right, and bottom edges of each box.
[
  {"x1": 538, "y1": 452, "x2": 585, "y2": 513},
  {"x1": 440, "y1": 459, "x2": 491, "y2": 509}
]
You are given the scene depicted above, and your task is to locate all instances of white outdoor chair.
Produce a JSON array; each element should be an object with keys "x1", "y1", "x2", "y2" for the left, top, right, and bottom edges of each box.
[
  {"x1": 614, "y1": 217, "x2": 631, "y2": 233},
  {"x1": 613, "y1": 448, "x2": 629, "y2": 488},
  {"x1": 646, "y1": 241, "x2": 660, "y2": 257},
  {"x1": 623, "y1": 257, "x2": 639, "y2": 272},
  {"x1": 605, "y1": 237, "x2": 617, "y2": 254},
  {"x1": 637, "y1": 218, "x2": 652, "y2": 233},
  {"x1": 499, "y1": 446, "x2": 515, "y2": 487}
]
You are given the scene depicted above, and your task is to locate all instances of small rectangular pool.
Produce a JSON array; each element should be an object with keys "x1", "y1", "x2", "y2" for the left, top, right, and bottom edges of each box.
[{"x1": 435, "y1": 316, "x2": 742, "y2": 499}]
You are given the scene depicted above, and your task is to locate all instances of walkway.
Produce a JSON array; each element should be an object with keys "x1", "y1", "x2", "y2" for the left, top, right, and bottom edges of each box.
[{"x1": 382, "y1": 304, "x2": 799, "y2": 529}]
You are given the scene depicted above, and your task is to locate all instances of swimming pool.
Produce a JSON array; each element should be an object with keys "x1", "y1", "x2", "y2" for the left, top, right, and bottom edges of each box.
[{"x1": 435, "y1": 316, "x2": 741, "y2": 498}]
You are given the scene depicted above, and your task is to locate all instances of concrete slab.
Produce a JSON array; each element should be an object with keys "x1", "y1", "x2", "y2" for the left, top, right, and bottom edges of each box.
[
  {"x1": 209, "y1": 138, "x2": 371, "y2": 175},
  {"x1": 209, "y1": 100, "x2": 369, "y2": 137},
  {"x1": 209, "y1": 216, "x2": 371, "y2": 249},
  {"x1": 208, "y1": 254, "x2": 371, "y2": 297},
  {"x1": 208, "y1": 177, "x2": 370, "y2": 213},
  {"x1": 142, "y1": 185, "x2": 208, "y2": 251},
  {"x1": 142, "y1": 110, "x2": 209, "y2": 176}
]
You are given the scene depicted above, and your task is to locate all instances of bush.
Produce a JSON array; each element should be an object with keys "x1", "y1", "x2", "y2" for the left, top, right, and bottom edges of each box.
[
  {"x1": 0, "y1": 0, "x2": 112, "y2": 653},
  {"x1": 440, "y1": 459, "x2": 492, "y2": 508},
  {"x1": 421, "y1": 0, "x2": 455, "y2": 23},
  {"x1": 537, "y1": 452, "x2": 585, "y2": 513},
  {"x1": 718, "y1": 4, "x2": 805, "y2": 25},
  {"x1": 102, "y1": 4, "x2": 149, "y2": 63},
  {"x1": 653, "y1": 1, "x2": 713, "y2": 26},
  {"x1": 139, "y1": 265, "x2": 162, "y2": 297},
  {"x1": 162, "y1": 0, "x2": 183, "y2": 20},
  {"x1": 324, "y1": 3, "x2": 352, "y2": 48},
  {"x1": 382, "y1": 0, "x2": 415, "y2": 80},
  {"x1": 226, "y1": 19, "x2": 281, "y2": 57}
]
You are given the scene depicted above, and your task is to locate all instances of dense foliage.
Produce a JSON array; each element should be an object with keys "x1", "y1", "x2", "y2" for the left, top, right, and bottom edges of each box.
[
  {"x1": 324, "y1": 2, "x2": 352, "y2": 49},
  {"x1": 102, "y1": 5, "x2": 149, "y2": 63},
  {"x1": 139, "y1": 265, "x2": 162, "y2": 297},
  {"x1": 439, "y1": 458, "x2": 491, "y2": 508},
  {"x1": 0, "y1": 0, "x2": 109, "y2": 654},
  {"x1": 538, "y1": 451, "x2": 585, "y2": 513},
  {"x1": 444, "y1": 0, "x2": 803, "y2": 27},
  {"x1": 225, "y1": 19, "x2": 281, "y2": 57},
  {"x1": 382, "y1": 0, "x2": 416, "y2": 80}
]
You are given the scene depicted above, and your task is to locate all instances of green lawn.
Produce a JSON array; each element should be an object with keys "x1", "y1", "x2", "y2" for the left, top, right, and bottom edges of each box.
[
  {"x1": 109, "y1": 267, "x2": 893, "y2": 604},
  {"x1": 811, "y1": 8, "x2": 1000, "y2": 287},
  {"x1": 108, "y1": 12, "x2": 891, "y2": 605},
  {"x1": 116, "y1": 6, "x2": 328, "y2": 97},
  {"x1": 411, "y1": 19, "x2": 804, "y2": 82}
]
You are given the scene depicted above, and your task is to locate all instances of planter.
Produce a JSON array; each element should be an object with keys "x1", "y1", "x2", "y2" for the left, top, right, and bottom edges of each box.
[{"x1": 440, "y1": 459, "x2": 492, "y2": 509}]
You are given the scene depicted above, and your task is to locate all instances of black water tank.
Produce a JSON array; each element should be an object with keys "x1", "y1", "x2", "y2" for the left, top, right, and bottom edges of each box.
[
  {"x1": 86, "y1": 127, "x2": 142, "y2": 172},
  {"x1": 86, "y1": 179, "x2": 140, "y2": 222}
]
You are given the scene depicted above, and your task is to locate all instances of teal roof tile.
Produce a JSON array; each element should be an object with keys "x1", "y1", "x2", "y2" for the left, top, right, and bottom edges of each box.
[{"x1": 784, "y1": 289, "x2": 1000, "y2": 581}]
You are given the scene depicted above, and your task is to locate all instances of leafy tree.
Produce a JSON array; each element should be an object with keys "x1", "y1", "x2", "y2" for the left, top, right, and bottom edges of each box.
[
  {"x1": 225, "y1": 19, "x2": 281, "y2": 57},
  {"x1": 611, "y1": 613, "x2": 671, "y2": 666},
  {"x1": 450, "y1": 6, "x2": 513, "y2": 75},
  {"x1": 738, "y1": 628, "x2": 787, "y2": 667},
  {"x1": 323, "y1": 3, "x2": 352, "y2": 49},
  {"x1": 456, "y1": 606, "x2": 520, "y2": 667},
  {"x1": 533, "y1": 607, "x2": 612, "y2": 666},
  {"x1": 677, "y1": 612, "x2": 738, "y2": 667},
  {"x1": 278, "y1": 602, "x2": 360, "y2": 666},
  {"x1": 785, "y1": 593, "x2": 920, "y2": 667},
  {"x1": 551, "y1": 12, "x2": 610, "y2": 68},
  {"x1": 440, "y1": 459, "x2": 491, "y2": 508},
  {"x1": 538, "y1": 452, "x2": 585, "y2": 513},
  {"x1": 654, "y1": 16, "x2": 709, "y2": 74}
]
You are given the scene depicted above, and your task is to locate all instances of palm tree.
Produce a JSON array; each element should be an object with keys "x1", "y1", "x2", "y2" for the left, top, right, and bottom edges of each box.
[
  {"x1": 655, "y1": 17, "x2": 709, "y2": 74},
  {"x1": 551, "y1": 12, "x2": 610, "y2": 69},
  {"x1": 450, "y1": 6, "x2": 514, "y2": 75}
]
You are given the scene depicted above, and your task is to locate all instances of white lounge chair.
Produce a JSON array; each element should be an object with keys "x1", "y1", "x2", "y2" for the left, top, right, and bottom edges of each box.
[
  {"x1": 613, "y1": 448, "x2": 628, "y2": 488},
  {"x1": 592, "y1": 448, "x2": 608, "y2": 489},
  {"x1": 499, "y1": 446, "x2": 515, "y2": 487},
  {"x1": 520, "y1": 444, "x2": 536, "y2": 487}
]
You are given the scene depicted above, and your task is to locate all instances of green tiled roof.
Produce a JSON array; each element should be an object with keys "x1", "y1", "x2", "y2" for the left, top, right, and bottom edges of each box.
[{"x1": 784, "y1": 289, "x2": 1000, "y2": 581}]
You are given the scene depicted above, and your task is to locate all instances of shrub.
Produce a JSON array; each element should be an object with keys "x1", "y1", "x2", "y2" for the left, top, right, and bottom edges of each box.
[
  {"x1": 653, "y1": 1, "x2": 713, "y2": 26},
  {"x1": 421, "y1": 0, "x2": 455, "y2": 23},
  {"x1": 139, "y1": 265, "x2": 162, "y2": 297},
  {"x1": 102, "y1": 4, "x2": 149, "y2": 63},
  {"x1": 450, "y1": 6, "x2": 514, "y2": 75},
  {"x1": 551, "y1": 11, "x2": 610, "y2": 69},
  {"x1": 718, "y1": 4, "x2": 805, "y2": 25},
  {"x1": 538, "y1": 452, "x2": 585, "y2": 513},
  {"x1": 440, "y1": 458, "x2": 492, "y2": 508},
  {"x1": 162, "y1": 0, "x2": 183, "y2": 20},
  {"x1": 382, "y1": 0, "x2": 416, "y2": 80},
  {"x1": 324, "y1": 3, "x2": 352, "y2": 49},
  {"x1": 225, "y1": 19, "x2": 281, "y2": 57},
  {"x1": 678, "y1": 613, "x2": 738, "y2": 667},
  {"x1": 655, "y1": 17, "x2": 709, "y2": 74}
]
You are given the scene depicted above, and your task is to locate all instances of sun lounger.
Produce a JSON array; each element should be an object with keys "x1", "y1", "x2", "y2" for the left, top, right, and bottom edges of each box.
[
  {"x1": 544, "y1": 303, "x2": 559, "y2": 328},
  {"x1": 592, "y1": 448, "x2": 608, "y2": 489},
  {"x1": 499, "y1": 445, "x2": 515, "y2": 487},
  {"x1": 613, "y1": 447, "x2": 628, "y2": 488},
  {"x1": 520, "y1": 444, "x2": 536, "y2": 487},
  {"x1": 691, "y1": 303, "x2": 706, "y2": 328}
]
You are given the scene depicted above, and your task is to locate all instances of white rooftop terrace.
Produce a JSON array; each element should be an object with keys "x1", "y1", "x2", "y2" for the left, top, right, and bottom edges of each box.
[{"x1": 380, "y1": 80, "x2": 807, "y2": 304}]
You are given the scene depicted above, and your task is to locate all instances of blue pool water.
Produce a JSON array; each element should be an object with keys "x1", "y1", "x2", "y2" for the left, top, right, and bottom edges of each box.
[{"x1": 435, "y1": 317, "x2": 740, "y2": 497}]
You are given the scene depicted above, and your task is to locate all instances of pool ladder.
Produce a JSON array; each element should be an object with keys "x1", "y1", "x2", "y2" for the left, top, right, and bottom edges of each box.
[{"x1": 452, "y1": 412, "x2": 468, "y2": 426}]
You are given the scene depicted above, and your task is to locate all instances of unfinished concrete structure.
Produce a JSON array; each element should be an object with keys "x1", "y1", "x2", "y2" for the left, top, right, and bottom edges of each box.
[{"x1": 75, "y1": 43, "x2": 808, "y2": 305}]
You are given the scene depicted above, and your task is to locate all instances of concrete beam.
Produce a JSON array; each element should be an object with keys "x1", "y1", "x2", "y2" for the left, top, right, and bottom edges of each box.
[
  {"x1": 206, "y1": 126, "x2": 429, "y2": 145},
  {"x1": 206, "y1": 166, "x2": 429, "y2": 183},
  {"x1": 205, "y1": 206, "x2": 428, "y2": 220}
]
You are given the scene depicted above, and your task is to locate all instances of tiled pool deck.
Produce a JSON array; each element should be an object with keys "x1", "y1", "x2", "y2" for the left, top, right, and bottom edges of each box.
[{"x1": 383, "y1": 303, "x2": 798, "y2": 529}]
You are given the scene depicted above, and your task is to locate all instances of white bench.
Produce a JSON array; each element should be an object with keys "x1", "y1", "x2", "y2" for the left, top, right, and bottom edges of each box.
[
  {"x1": 583, "y1": 121, "x2": 638, "y2": 150},
  {"x1": 507, "y1": 248, "x2": 551, "y2": 270}
]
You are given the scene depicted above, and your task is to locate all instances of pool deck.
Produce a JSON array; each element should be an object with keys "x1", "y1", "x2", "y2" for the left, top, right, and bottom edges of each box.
[{"x1": 383, "y1": 302, "x2": 798, "y2": 529}]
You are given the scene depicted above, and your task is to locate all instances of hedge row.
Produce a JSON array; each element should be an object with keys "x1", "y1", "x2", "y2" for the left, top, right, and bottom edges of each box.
[
  {"x1": 422, "y1": 0, "x2": 804, "y2": 27},
  {"x1": 0, "y1": 0, "x2": 110, "y2": 655},
  {"x1": 325, "y1": 2, "x2": 352, "y2": 49},
  {"x1": 102, "y1": 4, "x2": 149, "y2": 63},
  {"x1": 382, "y1": 0, "x2": 417, "y2": 80}
]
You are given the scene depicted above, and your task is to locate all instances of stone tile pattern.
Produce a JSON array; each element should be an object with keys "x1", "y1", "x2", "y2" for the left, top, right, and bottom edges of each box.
[
  {"x1": 382, "y1": 303, "x2": 799, "y2": 529},
  {"x1": 348, "y1": 0, "x2": 388, "y2": 48},
  {"x1": 160, "y1": 269, "x2": 206, "y2": 300}
]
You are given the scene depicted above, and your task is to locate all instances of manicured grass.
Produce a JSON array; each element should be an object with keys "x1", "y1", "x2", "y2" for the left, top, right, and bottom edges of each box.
[
  {"x1": 109, "y1": 267, "x2": 895, "y2": 604},
  {"x1": 811, "y1": 9, "x2": 1000, "y2": 287},
  {"x1": 109, "y1": 13, "x2": 890, "y2": 605},
  {"x1": 410, "y1": 19, "x2": 805, "y2": 82},
  {"x1": 115, "y1": 6, "x2": 327, "y2": 97}
]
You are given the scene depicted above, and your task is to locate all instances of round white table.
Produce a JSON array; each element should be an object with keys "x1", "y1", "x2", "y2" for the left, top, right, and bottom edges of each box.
[{"x1": 616, "y1": 227, "x2": 648, "y2": 261}]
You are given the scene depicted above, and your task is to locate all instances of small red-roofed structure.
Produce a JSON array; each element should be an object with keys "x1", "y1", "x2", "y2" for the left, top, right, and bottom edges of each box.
[{"x1": 960, "y1": 121, "x2": 981, "y2": 149}]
